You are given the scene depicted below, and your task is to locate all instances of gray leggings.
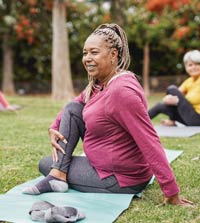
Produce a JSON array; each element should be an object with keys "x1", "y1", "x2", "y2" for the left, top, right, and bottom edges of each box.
[
  {"x1": 148, "y1": 85, "x2": 200, "y2": 126},
  {"x1": 39, "y1": 102, "x2": 149, "y2": 194}
]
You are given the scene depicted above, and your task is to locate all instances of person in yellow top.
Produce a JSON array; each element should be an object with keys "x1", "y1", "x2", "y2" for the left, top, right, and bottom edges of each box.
[{"x1": 148, "y1": 50, "x2": 200, "y2": 126}]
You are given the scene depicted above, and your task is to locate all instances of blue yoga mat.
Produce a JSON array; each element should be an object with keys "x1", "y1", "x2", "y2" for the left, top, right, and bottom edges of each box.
[{"x1": 0, "y1": 149, "x2": 182, "y2": 223}]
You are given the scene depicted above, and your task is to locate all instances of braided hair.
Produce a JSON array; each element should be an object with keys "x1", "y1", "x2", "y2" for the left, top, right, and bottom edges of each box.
[{"x1": 84, "y1": 23, "x2": 130, "y2": 102}]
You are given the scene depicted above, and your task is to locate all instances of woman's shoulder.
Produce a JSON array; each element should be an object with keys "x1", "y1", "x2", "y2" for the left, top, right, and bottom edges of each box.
[
  {"x1": 109, "y1": 71, "x2": 141, "y2": 90},
  {"x1": 108, "y1": 70, "x2": 134, "y2": 83},
  {"x1": 182, "y1": 76, "x2": 200, "y2": 85},
  {"x1": 106, "y1": 71, "x2": 143, "y2": 101}
]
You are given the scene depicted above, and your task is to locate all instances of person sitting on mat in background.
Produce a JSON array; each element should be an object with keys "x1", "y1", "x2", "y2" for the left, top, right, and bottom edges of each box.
[
  {"x1": 148, "y1": 50, "x2": 200, "y2": 126},
  {"x1": 0, "y1": 91, "x2": 21, "y2": 112},
  {"x1": 23, "y1": 23, "x2": 193, "y2": 206}
]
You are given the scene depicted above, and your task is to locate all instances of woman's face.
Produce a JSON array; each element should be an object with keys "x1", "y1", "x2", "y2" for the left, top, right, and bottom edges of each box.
[
  {"x1": 185, "y1": 61, "x2": 200, "y2": 78},
  {"x1": 82, "y1": 34, "x2": 117, "y2": 82}
]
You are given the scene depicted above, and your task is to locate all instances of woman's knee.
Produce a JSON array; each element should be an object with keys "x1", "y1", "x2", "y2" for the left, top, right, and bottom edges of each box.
[
  {"x1": 63, "y1": 102, "x2": 84, "y2": 117},
  {"x1": 166, "y1": 85, "x2": 179, "y2": 95},
  {"x1": 167, "y1": 85, "x2": 180, "y2": 95}
]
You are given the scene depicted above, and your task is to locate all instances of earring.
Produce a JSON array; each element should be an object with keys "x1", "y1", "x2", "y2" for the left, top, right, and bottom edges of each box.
[{"x1": 111, "y1": 60, "x2": 114, "y2": 65}]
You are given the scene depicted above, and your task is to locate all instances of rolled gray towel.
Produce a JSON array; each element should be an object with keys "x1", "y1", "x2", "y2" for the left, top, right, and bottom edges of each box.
[
  {"x1": 45, "y1": 206, "x2": 85, "y2": 222},
  {"x1": 29, "y1": 200, "x2": 85, "y2": 222},
  {"x1": 29, "y1": 201, "x2": 54, "y2": 222}
]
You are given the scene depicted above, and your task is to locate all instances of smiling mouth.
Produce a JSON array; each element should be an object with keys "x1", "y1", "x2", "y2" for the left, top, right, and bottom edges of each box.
[
  {"x1": 86, "y1": 65, "x2": 96, "y2": 71},
  {"x1": 191, "y1": 71, "x2": 199, "y2": 74}
]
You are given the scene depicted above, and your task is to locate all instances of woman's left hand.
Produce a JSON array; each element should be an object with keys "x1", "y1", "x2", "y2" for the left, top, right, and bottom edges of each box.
[{"x1": 163, "y1": 193, "x2": 194, "y2": 207}]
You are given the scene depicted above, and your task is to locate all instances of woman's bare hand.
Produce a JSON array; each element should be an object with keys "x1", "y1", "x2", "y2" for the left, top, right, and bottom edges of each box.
[
  {"x1": 163, "y1": 94, "x2": 179, "y2": 105},
  {"x1": 163, "y1": 193, "x2": 194, "y2": 207},
  {"x1": 48, "y1": 128, "x2": 67, "y2": 162}
]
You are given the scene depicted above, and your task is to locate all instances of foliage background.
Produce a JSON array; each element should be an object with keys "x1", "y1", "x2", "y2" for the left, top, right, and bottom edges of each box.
[{"x1": 0, "y1": 0, "x2": 199, "y2": 94}]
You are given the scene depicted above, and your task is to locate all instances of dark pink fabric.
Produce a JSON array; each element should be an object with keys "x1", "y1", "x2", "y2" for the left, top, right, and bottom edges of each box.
[{"x1": 50, "y1": 72, "x2": 179, "y2": 197}]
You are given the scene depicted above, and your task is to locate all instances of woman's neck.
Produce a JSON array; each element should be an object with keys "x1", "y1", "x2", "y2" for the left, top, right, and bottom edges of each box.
[
  {"x1": 99, "y1": 69, "x2": 123, "y2": 87},
  {"x1": 101, "y1": 72, "x2": 117, "y2": 86}
]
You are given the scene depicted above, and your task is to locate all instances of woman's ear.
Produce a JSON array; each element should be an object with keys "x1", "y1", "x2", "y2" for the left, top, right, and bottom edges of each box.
[{"x1": 111, "y1": 48, "x2": 118, "y2": 60}]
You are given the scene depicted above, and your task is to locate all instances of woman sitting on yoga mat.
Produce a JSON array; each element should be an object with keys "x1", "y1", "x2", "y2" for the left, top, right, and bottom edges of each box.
[
  {"x1": 23, "y1": 23, "x2": 193, "y2": 206},
  {"x1": 149, "y1": 50, "x2": 200, "y2": 126}
]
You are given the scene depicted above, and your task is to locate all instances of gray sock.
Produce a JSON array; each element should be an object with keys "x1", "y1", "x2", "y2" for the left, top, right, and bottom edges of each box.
[
  {"x1": 22, "y1": 175, "x2": 68, "y2": 195},
  {"x1": 29, "y1": 201, "x2": 85, "y2": 222}
]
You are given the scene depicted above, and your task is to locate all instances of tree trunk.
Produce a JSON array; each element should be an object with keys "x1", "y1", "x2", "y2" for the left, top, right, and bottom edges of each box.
[
  {"x1": 142, "y1": 42, "x2": 150, "y2": 96},
  {"x1": 110, "y1": 0, "x2": 126, "y2": 26},
  {"x1": 52, "y1": 0, "x2": 74, "y2": 100},
  {"x1": 2, "y1": 33, "x2": 15, "y2": 95}
]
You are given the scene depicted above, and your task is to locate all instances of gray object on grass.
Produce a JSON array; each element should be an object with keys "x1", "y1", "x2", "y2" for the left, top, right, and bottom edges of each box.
[{"x1": 154, "y1": 125, "x2": 200, "y2": 137}]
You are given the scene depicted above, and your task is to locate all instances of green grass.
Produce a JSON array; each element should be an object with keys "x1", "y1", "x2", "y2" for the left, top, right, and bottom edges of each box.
[{"x1": 0, "y1": 94, "x2": 200, "y2": 223}]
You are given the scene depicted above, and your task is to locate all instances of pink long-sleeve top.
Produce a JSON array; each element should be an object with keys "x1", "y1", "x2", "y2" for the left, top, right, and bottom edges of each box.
[{"x1": 50, "y1": 72, "x2": 179, "y2": 198}]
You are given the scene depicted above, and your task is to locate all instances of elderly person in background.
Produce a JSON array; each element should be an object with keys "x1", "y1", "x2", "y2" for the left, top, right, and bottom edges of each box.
[
  {"x1": 23, "y1": 23, "x2": 193, "y2": 206},
  {"x1": 149, "y1": 50, "x2": 200, "y2": 126}
]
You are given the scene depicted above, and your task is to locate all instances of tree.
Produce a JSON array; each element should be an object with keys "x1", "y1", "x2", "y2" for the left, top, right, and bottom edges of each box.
[
  {"x1": 169, "y1": 0, "x2": 200, "y2": 53},
  {"x1": 125, "y1": 0, "x2": 192, "y2": 95},
  {"x1": 146, "y1": 0, "x2": 200, "y2": 75},
  {"x1": 1, "y1": 1, "x2": 16, "y2": 94},
  {"x1": 110, "y1": 0, "x2": 127, "y2": 26},
  {"x1": 1, "y1": 0, "x2": 75, "y2": 98},
  {"x1": 0, "y1": 0, "x2": 52, "y2": 94},
  {"x1": 2, "y1": 33, "x2": 15, "y2": 95},
  {"x1": 51, "y1": 0, "x2": 74, "y2": 100}
]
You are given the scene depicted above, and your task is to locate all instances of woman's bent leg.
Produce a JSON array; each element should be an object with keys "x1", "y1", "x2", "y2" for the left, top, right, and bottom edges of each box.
[
  {"x1": 22, "y1": 102, "x2": 85, "y2": 194},
  {"x1": 39, "y1": 156, "x2": 150, "y2": 194},
  {"x1": 167, "y1": 85, "x2": 200, "y2": 126},
  {"x1": 148, "y1": 85, "x2": 199, "y2": 125},
  {"x1": 148, "y1": 102, "x2": 178, "y2": 121},
  {"x1": 52, "y1": 101, "x2": 85, "y2": 173}
]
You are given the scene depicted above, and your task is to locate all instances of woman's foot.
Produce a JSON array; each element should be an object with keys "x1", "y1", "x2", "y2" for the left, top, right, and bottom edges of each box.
[
  {"x1": 22, "y1": 175, "x2": 68, "y2": 195},
  {"x1": 161, "y1": 119, "x2": 176, "y2": 126}
]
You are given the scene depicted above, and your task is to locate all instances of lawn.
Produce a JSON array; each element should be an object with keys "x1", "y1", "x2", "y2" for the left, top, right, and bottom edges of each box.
[{"x1": 0, "y1": 94, "x2": 200, "y2": 223}]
